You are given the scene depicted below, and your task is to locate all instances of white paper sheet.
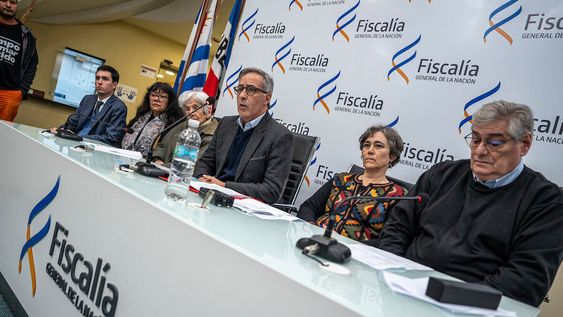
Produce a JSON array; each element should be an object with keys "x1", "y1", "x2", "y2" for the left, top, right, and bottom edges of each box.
[
  {"x1": 349, "y1": 243, "x2": 432, "y2": 271},
  {"x1": 190, "y1": 181, "x2": 299, "y2": 221},
  {"x1": 234, "y1": 198, "x2": 299, "y2": 221},
  {"x1": 83, "y1": 142, "x2": 143, "y2": 160},
  {"x1": 382, "y1": 272, "x2": 516, "y2": 317},
  {"x1": 190, "y1": 180, "x2": 247, "y2": 198}
]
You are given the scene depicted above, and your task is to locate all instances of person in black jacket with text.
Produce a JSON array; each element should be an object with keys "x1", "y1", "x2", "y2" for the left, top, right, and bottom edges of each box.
[{"x1": 0, "y1": 0, "x2": 38, "y2": 121}]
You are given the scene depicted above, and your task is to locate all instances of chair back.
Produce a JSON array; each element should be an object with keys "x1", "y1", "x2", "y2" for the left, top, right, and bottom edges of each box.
[
  {"x1": 347, "y1": 163, "x2": 414, "y2": 191},
  {"x1": 280, "y1": 133, "x2": 319, "y2": 204}
]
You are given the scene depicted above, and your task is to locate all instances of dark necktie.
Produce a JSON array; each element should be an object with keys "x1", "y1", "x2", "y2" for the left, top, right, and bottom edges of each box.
[{"x1": 94, "y1": 100, "x2": 104, "y2": 115}]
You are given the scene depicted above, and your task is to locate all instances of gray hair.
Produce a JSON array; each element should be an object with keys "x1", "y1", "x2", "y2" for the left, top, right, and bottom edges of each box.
[
  {"x1": 358, "y1": 125, "x2": 404, "y2": 168},
  {"x1": 238, "y1": 67, "x2": 274, "y2": 94},
  {"x1": 473, "y1": 100, "x2": 534, "y2": 141},
  {"x1": 179, "y1": 91, "x2": 210, "y2": 115}
]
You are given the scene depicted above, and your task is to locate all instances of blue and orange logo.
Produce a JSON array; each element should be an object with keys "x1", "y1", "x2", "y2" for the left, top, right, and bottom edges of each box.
[
  {"x1": 458, "y1": 82, "x2": 502, "y2": 134},
  {"x1": 387, "y1": 35, "x2": 421, "y2": 85},
  {"x1": 313, "y1": 71, "x2": 341, "y2": 114},
  {"x1": 268, "y1": 99, "x2": 277, "y2": 116},
  {"x1": 387, "y1": 116, "x2": 400, "y2": 128},
  {"x1": 304, "y1": 142, "x2": 321, "y2": 187},
  {"x1": 238, "y1": 8, "x2": 259, "y2": 42},
  {"x1": 289, "y1": 0, "x2": 303, "y2": 12},
  {"x1": 484, "y1": 0, "x2": 522, "y2": 45},
  {"x1": 272, "y1": 36, "x2": 295, "y2": 74},
  {"x1": 222, "y1": 65, "x2": 243, "y2": 98},
  {"x1": 18, "y1": 176, "x2": 60, "y2": 297},
  {"x1": 332, "y1": 0, "x2": 360, "y2": 43}
]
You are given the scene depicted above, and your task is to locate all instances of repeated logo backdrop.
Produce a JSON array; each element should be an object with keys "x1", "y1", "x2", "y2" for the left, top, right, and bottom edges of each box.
[{"x1": 215, "y1": 0, "x2": 563, "y2": 204}]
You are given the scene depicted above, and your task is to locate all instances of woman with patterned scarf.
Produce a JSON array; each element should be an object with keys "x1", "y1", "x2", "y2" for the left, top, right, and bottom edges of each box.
[{"x1": 297, "y1": 125, "x2": 407, "y2": 246}]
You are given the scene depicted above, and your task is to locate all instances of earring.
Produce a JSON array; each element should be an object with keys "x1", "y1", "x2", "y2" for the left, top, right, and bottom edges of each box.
[{"x1": 388, "y1": 162, "x2": 392, "y2": 168}]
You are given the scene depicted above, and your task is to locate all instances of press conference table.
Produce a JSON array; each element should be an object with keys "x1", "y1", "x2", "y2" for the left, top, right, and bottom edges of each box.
[{"x1": 0, "y1": 121, "x2": 539, "y2": 317}]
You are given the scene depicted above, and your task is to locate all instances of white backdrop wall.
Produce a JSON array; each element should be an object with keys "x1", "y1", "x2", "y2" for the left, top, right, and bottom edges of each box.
[{"x1": 215, "y1": 0, "x2": 563, "y2": 205}]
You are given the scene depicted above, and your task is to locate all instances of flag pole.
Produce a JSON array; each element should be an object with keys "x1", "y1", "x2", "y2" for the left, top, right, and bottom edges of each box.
[
  {"x1": 214, "y1": 0, "x2": 247, "y2": 99},
  {"x1": 176, "y1": 0, "x2": 211, "y2": 95}
]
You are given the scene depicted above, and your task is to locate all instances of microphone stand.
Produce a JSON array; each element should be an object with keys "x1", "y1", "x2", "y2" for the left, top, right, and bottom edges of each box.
[
  {"x1": 296, "y1": 194, "x2": 428, "y2": 264},
  {"x1": 132, "y1": 97, "x2": 215, "y2": 178},
  {"x1": 51, "y1": 112, "x2": 134, "y2": 142},
  {"x1": 55, "y1": 113, "x2": 83, "y2": 141}
]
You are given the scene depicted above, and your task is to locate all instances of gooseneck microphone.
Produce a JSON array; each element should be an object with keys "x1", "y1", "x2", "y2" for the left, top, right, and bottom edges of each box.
[
  {"x1": 53, "y1": 112, "x2": 133, "y2": 141},
  {"x1": 126, "y1": 96, "x2": 216, "y2": 178},
  {"x1": 145, "y1": 96, "x2": 215, "y2": 163},
  {"x1": 296, "y1": 193, "x2": 429, "y2": 264}
]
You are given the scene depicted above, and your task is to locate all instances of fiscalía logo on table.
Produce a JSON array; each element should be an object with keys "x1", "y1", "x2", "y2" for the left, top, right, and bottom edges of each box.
[
  {"x1": 238, "y1": 8, "x2": 287, "y2": 42},
  {"x1": 19, "y1": 176, "x2": 59, "y2": 297},
  {"x1": 18, "y1": 176, "x2": 120, "y2": 317},
  {"x1": 484, "y1": 0, "x2": 522, "y2": 45}
]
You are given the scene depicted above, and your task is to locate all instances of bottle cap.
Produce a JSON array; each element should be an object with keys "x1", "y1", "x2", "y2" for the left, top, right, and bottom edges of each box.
[{"x1": 188, "y1": 119, "x2": 200, "y2": 128}]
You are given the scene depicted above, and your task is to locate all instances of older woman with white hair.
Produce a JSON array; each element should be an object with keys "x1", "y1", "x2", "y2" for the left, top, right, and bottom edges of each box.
[{"x1": 152, "y1": 91, "x2": 219, "y2": 165}]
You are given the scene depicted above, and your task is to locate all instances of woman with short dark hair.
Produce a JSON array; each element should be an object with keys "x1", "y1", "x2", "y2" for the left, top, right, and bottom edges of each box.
[{"x1": 297, "y1": 125, "x2": 406, "y2": 246}]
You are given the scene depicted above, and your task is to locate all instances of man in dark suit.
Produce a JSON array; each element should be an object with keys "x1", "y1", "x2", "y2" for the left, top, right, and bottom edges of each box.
[
  {"x1": 194, "y1": 67, "x2": 293, "y2": 204},
  {"x1": 51, "y1": 65, "x2": 127, "y2": 147}
]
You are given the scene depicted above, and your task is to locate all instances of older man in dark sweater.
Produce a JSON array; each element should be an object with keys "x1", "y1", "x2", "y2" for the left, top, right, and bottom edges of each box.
[
  {"x1": 194, "y1": 67, "x2": 293, "y2": 204},
  {"x1": 379, "y1": 101, "x2": 563, "y2": 307}
]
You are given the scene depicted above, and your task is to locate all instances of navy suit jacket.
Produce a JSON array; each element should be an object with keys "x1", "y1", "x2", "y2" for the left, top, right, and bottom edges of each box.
[
  {"x1": 194, "y1": 112, "x2": 294, "y2": 204},
  {"x1": 65, "y1": 94, "x2": 127, "y2": 147}
]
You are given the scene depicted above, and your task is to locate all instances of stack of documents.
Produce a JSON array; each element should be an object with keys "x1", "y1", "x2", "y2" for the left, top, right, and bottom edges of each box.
[
  {"x1": 190, "y1": 180, "x2": 299, "y2": 221},
  {"x1": 382, "y1": 272, "x2": 516, "y2": 316},
  {"x1": 350, "y1": 244, "x2": 432, "y2": 271}
]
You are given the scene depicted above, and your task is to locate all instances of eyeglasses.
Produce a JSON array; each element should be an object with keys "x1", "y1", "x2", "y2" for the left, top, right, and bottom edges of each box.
[
  {"x1": 233, "y1": 85, "x2": 267, "y2": 96},
  {"x1": 464, "y1": 133, "x2": 514, "y2": 152},
  {"x1": 150, "y1": 93, "x2": 168, "y2": 101}
]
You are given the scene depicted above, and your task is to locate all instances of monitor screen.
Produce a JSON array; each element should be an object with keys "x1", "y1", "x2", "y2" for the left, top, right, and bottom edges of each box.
[{"x1": 50, "y1": 48, "x2": 105, "y2": 108}]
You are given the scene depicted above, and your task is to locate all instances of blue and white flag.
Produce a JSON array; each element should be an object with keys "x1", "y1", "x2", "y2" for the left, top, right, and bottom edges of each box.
[
  {"x1": 174, "y1": 0, "x2": 217, "y2": 95},
  {"x1": 203, "y1": 0, "x2": 244, "y2": 98}
]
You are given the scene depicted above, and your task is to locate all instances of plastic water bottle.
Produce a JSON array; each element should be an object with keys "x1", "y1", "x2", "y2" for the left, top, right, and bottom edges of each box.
[{"x1": 165, "y1": 119, "x2": 201, "y2": 201}]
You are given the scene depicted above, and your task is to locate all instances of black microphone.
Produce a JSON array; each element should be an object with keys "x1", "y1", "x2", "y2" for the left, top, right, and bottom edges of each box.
[
  {"x1": 51, "y1": 112, "x2": 133, "y2": 141},
  {"x1": 296, "y1": 193, "x2": 429, "y2": 264},
  {"x1": 120, "y1": 162, "x2": 169, "y2": 178},
  {"x1": 145, "y1": 96, "x2": 215, "y2": 163}
]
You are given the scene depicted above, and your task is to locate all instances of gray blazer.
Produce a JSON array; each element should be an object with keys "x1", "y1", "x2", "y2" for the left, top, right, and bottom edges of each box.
[{"x1": 194, "y1": 112, "x2": 294, "y2": 204}]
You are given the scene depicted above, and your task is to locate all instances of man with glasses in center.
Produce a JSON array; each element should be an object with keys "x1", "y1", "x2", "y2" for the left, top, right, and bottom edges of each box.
[
  {"x1": 379, "y1": 100, "x2": 563, "y2": 307},
  {"x1": 194, "y1": 67, "x2": 293, "y2": 204}
]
